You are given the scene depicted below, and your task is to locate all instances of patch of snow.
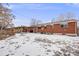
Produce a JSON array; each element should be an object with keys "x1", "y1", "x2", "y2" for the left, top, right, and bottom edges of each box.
[{"x1": 0, "y1": 33, "x2": 79, "y2": 56}]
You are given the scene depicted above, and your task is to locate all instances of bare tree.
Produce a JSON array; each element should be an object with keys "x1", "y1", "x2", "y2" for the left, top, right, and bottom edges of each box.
[
  {"x1": 36, "y1": 20, "x2": 42, "y2": 25},
  {"x1": 0, "y1": 3, "x2": 15, "y2": 30},
  {"x1": 30, "y1": 18, "x2": 42, "y2": 26},
  {"x1": 30, "y1": 18, "x2": 37, "y2": 26},
  {"x1": 65, "y1": 12, "x2": 75, "y2": 20},
  {"x1": 56, "y1": 12, "x2": 75, "y2": 21},
  {"x1": 51, "y1": 18, "x2": 55, "y2": 22},
  {"x1": 57, "y1": 14, "x2": 65, "y2": 21}
]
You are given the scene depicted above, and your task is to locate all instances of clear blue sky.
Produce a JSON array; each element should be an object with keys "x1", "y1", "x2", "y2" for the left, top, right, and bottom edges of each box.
[{"x1": 9, "y1": 3, "x2": 79, "y2": 26}]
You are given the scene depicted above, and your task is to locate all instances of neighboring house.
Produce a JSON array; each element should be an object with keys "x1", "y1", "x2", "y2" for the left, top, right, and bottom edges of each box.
[{"x1": 13, "y1": 27, "x2": 24, "y2": 33}]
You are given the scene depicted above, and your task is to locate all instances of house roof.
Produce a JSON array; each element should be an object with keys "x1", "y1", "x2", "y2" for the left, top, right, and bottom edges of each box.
[{"x1": 36, "y1": 19, "x2": 77, "y2": 27}]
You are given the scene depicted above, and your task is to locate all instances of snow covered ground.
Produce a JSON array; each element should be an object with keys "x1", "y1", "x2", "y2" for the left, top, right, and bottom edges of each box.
[{"x1": 0, "y1": 33, "x2": 79, "y2": 56}]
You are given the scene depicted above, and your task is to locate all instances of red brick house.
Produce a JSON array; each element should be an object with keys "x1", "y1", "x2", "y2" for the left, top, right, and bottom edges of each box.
[
  {"x1": 52, "y1": 20, "x2": 77, "y2": 36},
  {"x1": 12, "y1": 19, "x2": 77, "y2": 36},
  {"x1": 23, "y1": 19, "x2": 77, "y2": 36}
]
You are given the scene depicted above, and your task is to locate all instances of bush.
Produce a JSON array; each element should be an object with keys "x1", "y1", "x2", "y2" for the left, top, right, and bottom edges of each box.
[{"x1": 0, "y1": 29, "x2": 15, "y2": 40}]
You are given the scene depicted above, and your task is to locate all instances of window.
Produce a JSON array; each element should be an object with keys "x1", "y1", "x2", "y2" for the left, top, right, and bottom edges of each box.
[
  {"x1": 60, "y1": 22, "x2": 68, "y2": 28},
  {"x1": 61, "y1": 24, "x2": 64, "y2": 27},
  {"x1": 38, "y1": 27, "x2": 41, "y2": 29}
]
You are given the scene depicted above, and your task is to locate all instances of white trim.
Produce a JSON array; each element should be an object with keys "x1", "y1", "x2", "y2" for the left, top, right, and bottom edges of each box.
[
  {"x1": 53, "y1": 33, "x2": 63, "y2": 35},
  {"x1": 75, "y1": 22, "x2": 77, "y2": 35},
  {"x1": 65, "y1": 33, "x2": 77, "y2": 36},
  {"x1": 53, "y1": 33, "x2": 77, "y2": 36},
  {"x1": 68, "y1": 20, "x2": 76, "y2": 22}
]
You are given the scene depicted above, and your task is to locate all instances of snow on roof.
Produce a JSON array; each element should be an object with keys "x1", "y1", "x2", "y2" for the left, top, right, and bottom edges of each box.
[{"x1": 36, "y1": 19, "x2": 77, "y2": 27}]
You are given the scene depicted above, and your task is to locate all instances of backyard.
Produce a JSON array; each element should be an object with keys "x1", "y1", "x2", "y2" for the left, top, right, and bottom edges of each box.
[{"x1": 0, "y1": 33, "x2": 79, "y2": 56}]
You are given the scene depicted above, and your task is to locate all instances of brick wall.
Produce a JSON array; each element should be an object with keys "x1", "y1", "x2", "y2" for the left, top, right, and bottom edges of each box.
[
  {"x1": 66, "y1": 21, "x2": 77, "y2": 34},
  {"x1": 52, "y1": 20, "x2": 77, "y2": 35},
  {"x1": 53, "y1": 24, "x2": 63, "y2": 34},
  {"x1": 13, "y1": 20, "x2": 77, "y2": 36},
  {"x1": 45, "y1": 25, "x2": 53, "y2": 34}
]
